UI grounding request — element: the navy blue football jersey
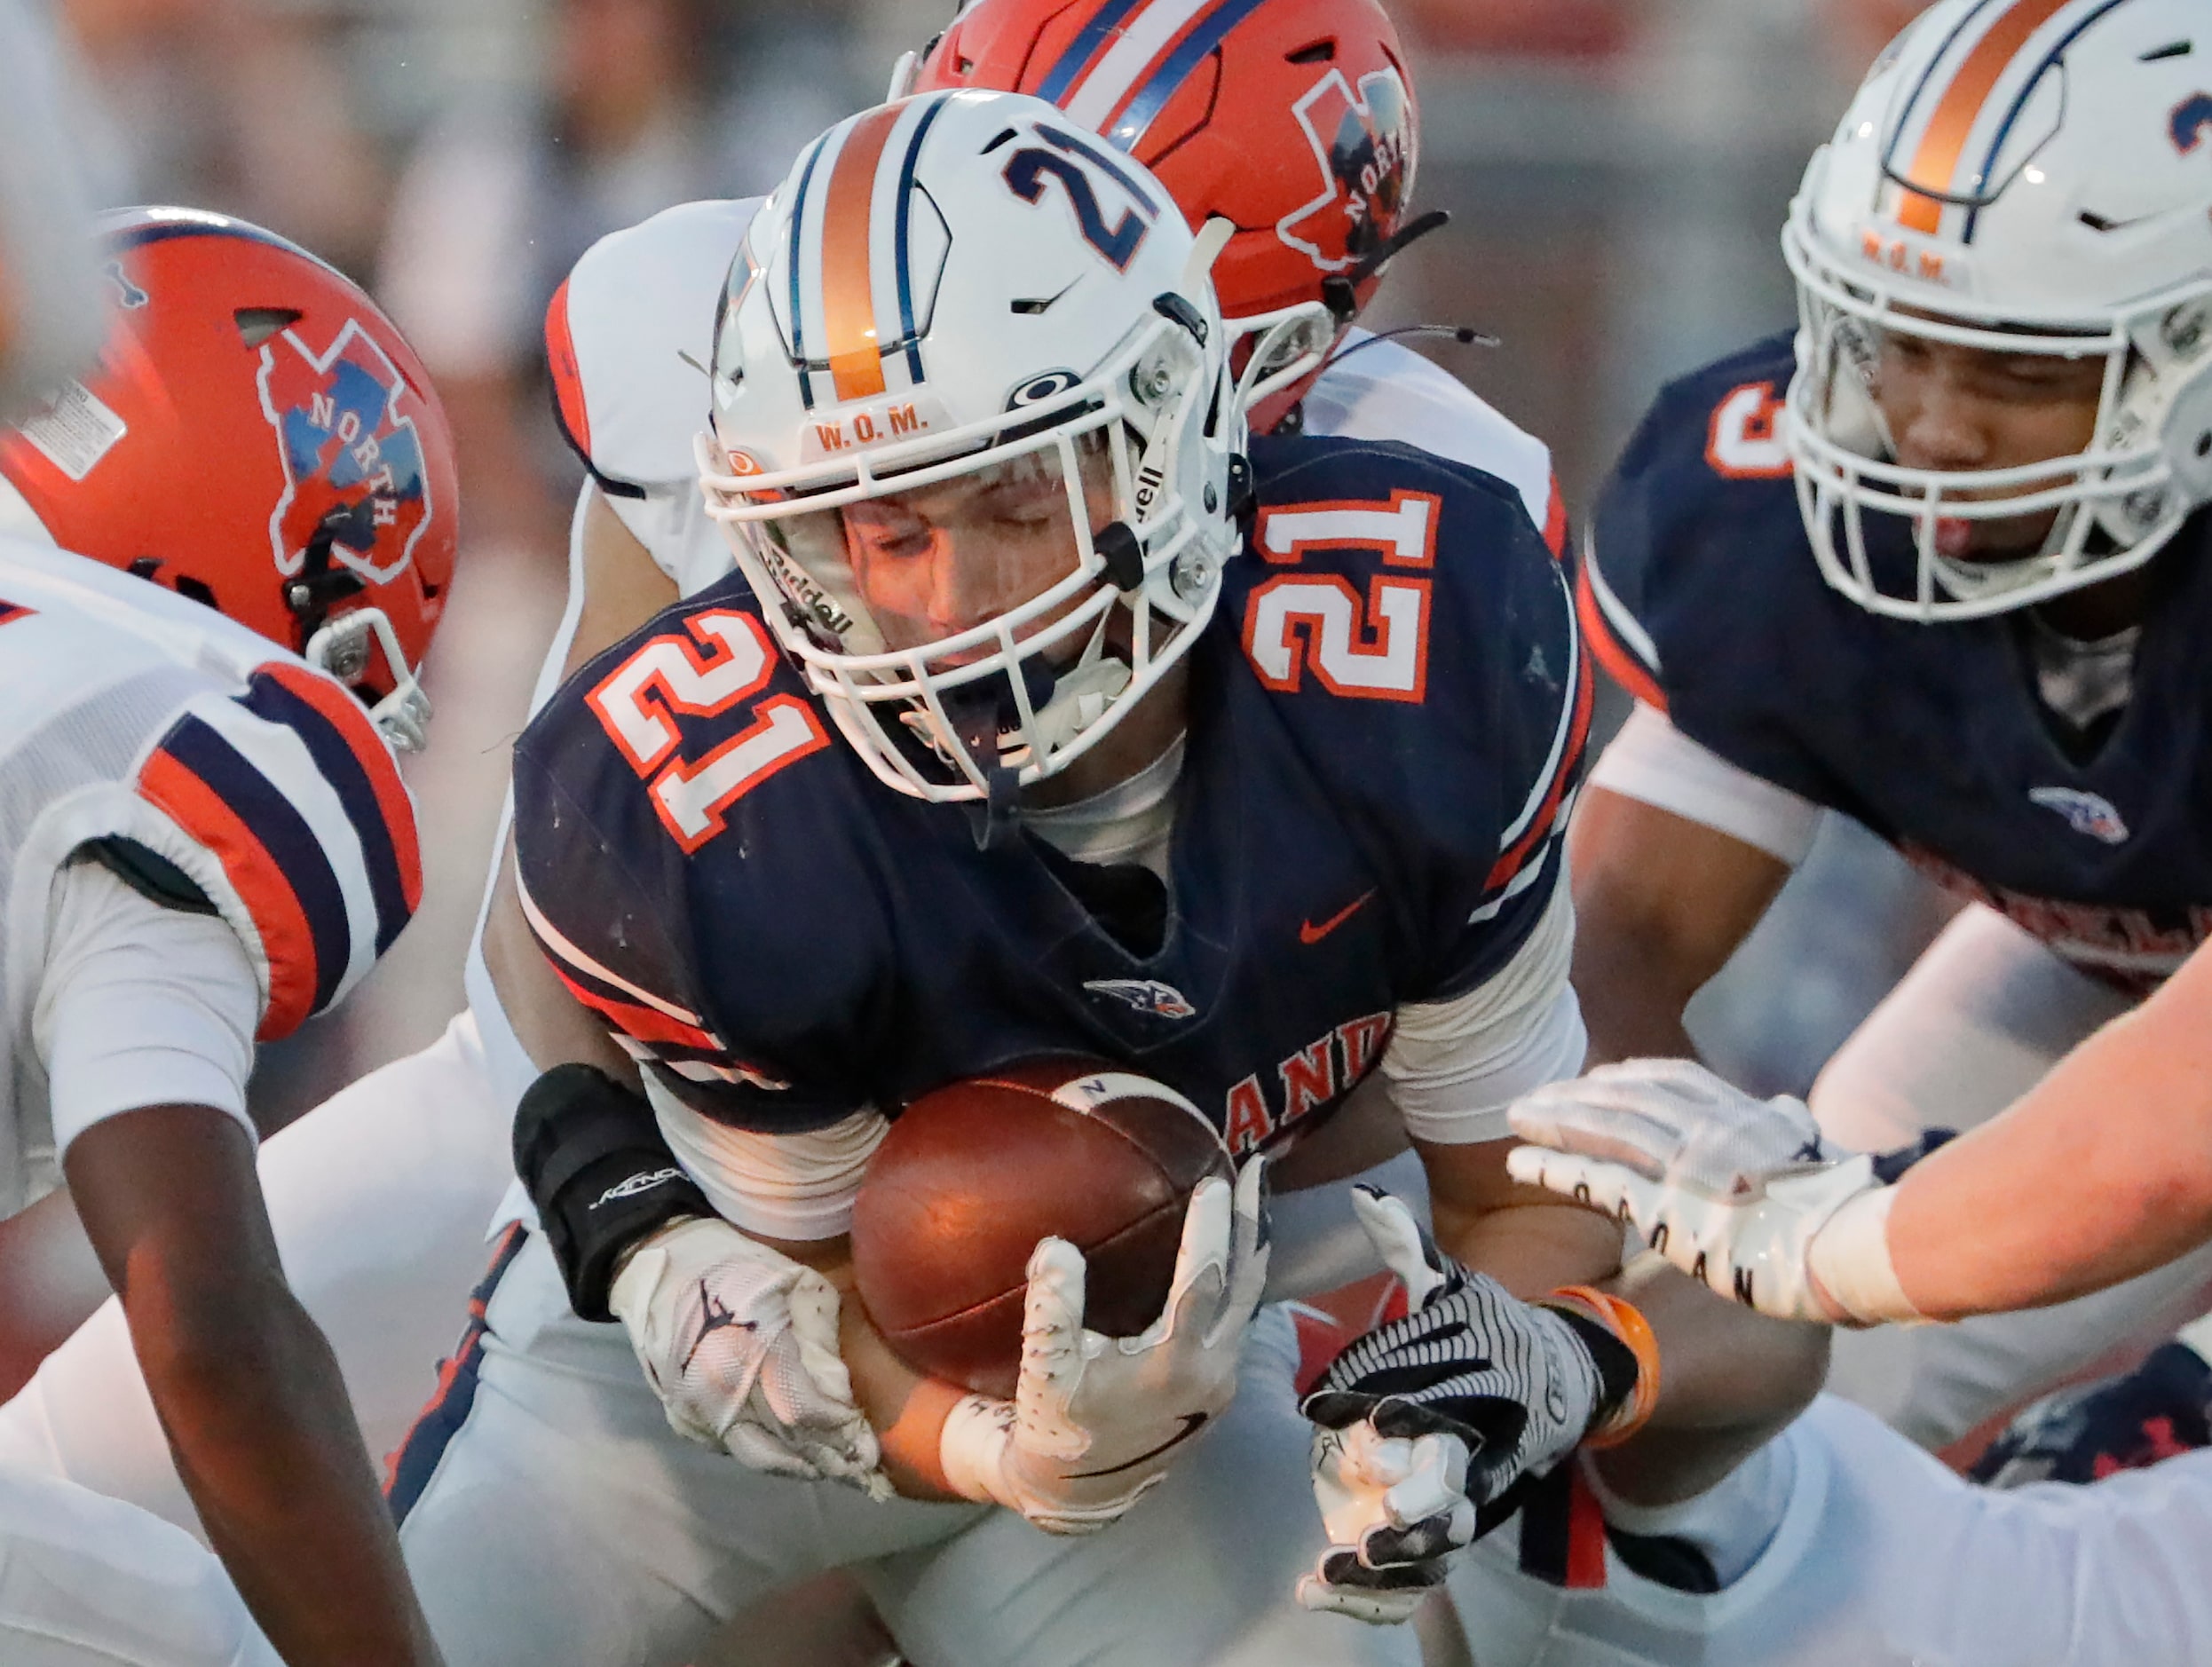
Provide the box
[1582,330,2212,989]
[512,434,1588,1155]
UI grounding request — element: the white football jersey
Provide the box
[0,540,419,1215]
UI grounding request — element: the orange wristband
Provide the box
[1542,1285,1661,1450]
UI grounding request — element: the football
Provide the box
[849,1057,1233,1398]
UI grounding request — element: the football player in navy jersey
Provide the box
[383,90,1824,1667]
[1542,0,2212,1458]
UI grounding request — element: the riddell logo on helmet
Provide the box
[256,319,433,586]
[1276,67,1414,277]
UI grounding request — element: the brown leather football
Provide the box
[849,1058,1232,1399]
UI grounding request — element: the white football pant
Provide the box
[1449,1393,2212,1666]
[0,1012,516,1537]
[391,1229,1416,1667]
[1806,903,2212,1450]
[0,1466,280,1665]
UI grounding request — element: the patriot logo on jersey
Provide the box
[257,319,435,587]
[2027,786,2131,846]
[1083,976,1198,1019]
[1276,67,1414,277]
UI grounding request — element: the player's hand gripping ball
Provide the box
[851,1059,1269,1535]
[849,1059,1236,1395]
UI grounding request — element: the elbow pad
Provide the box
[513,1064,713,1321]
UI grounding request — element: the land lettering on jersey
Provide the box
[1223,1010,1391,1157]
[1901,842,2209,993]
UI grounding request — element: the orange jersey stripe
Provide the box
[547,961,722,1054]
[1575,560,1667,714]
[819,106,904,404]
[1485,640,1595,893]
[138,749,319,1039]
[1563,1466,1610,1590]
[263,663,423,911]
[1896,0,2074,233]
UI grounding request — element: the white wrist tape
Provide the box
[937,1394,1016,1508]
[1805,1186,1926,1326]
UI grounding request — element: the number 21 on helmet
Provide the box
[905,0,1422,431]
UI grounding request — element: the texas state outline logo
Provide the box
[1276,66,1416,277]
[256,319,433,586]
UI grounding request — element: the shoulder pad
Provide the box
[1301,333,1559,551]
[131,662,422,1040]
[547,198,764,497]
[1236,435,1588,952]
[510,579,872,1127]
[1580,331,1797,709]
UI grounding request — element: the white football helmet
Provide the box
[697,89,1240,806]
[1783,0,2212,620]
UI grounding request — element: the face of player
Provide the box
[1864,324,2105,559]
[795,439,1118,660]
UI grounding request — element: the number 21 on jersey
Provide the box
[1243,490,1439,702]
[587,609,829,853]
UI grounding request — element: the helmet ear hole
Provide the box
[233,306,303,347]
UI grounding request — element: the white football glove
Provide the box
[1505,1059,1926,1325]
[939,1157,1269,1535]
[1296,1188,1639,1624]
[609,1215,890,1496]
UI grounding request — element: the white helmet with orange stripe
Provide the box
[1784,0,2212,620]
[697,89,1239,808]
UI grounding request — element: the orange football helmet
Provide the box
[912,0,1426,428]
[0,208,458,749]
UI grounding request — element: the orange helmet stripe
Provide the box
[819,104,903,404]
[1896,0,2075,233]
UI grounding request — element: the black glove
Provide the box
[1294,1188,1639,1624]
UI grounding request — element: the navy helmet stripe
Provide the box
[98,210,354,287]
[1106,0,1273,153]
[162,715,352,1015]
[785,135,830,412]
[1881,0,2009,182]
[1038,0,1149,104]
[1963,0,2131,241]
[238,672,411,956]
[893,93,955,383]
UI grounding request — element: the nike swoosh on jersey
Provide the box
[1068,1411,1211,1479]
[1300,889,1377,945]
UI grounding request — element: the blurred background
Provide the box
[54,0,1948,1119]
